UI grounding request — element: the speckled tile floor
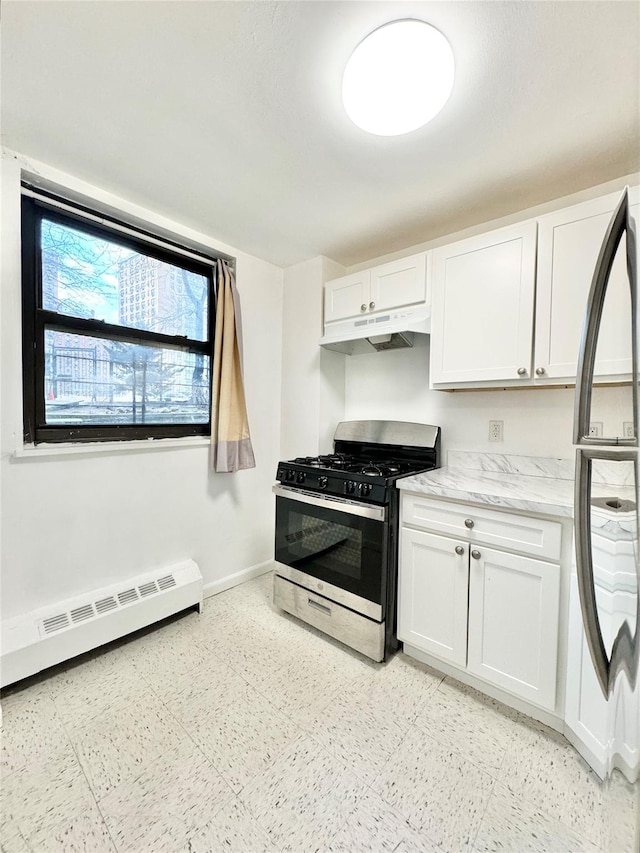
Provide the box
[1,571,638,853]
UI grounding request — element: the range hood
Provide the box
[319,305,430,355]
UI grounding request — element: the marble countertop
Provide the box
[397,451,636,519]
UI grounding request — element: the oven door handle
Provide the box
[273,484,386,522]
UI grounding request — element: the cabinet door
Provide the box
[430,222,537,386]
[324,270,371,323]
[565,573,609,773]
[467,547,560,710]
[369,252,429,313]
[535,188,639,381]
[398,528,468,666]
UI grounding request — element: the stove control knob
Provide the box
[360,483,372,497]
[345,481,356,495]
[296,471,306,484]
[318,476,328,489]
[286,470,296,482]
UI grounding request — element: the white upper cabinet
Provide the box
[324,269,371,324]
[323,252,429,326]
[369,253,429,314]
[429,186,638,389]
[430,221,538,385]
[535,188,639,382]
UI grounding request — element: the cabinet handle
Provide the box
[471,549,481,560]
[464,518,474,529]
[517,367,527,376]
[360,304,367,312]
[455,545,465,556]
[369,301,376,310]
[535,366,546,376]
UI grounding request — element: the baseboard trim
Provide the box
[203,560,274,599]
[564,721,639,785]
[402,643,564,732]
[563,724,607,781]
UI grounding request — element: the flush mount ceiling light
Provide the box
[342,19,455,136]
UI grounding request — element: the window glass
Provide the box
[41,219,209,341]
[44,330,210,426]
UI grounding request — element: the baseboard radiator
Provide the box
[0,559,203,688]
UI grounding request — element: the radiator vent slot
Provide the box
[71,604,94,624]
[95,596,117,614]
[117,588,139,606]
[37,568,191,641]
[42,613,70,634]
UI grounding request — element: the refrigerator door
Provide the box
[574,448,639,699]
[568,186,639,848]
[573,187,639,703]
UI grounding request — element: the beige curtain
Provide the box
[210,259,256,472]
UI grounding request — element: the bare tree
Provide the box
[41,219,122,319]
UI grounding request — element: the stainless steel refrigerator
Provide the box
[571,186,639,848]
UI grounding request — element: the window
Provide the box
[21,191,218,444]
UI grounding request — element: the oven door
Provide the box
[273,485,388,620]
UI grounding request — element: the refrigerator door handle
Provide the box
[575,448,639,698]
[574,449,610,697]
[573,187,638,447]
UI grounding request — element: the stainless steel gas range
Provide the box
[272,420,441,661]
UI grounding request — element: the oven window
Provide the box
[287,512,361,579]
[275,497,386,605]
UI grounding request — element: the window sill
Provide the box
[13,436,211,460]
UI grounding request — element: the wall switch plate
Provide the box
[489,420,504,442]
[589,422,603,437]
[623,422,635,438]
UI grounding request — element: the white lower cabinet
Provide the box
[399,528,469,666]
[399,494,562,711]
[466,547,560,708]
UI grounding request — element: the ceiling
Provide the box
[2,1,639,268]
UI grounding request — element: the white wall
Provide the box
[281,255,345,459]
[346,173,640,273]
[343,336,629,461]
[0,153,284,620]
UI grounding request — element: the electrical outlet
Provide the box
[489,420,503,442]
[589,422,603,437]
[623,422,635,438]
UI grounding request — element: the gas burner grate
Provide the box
[317,454,350,467]
[361,465,389,476]
[293,454,354,469]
